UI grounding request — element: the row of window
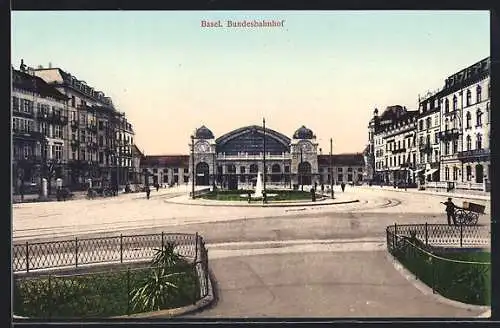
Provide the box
[151,168,185,174]
[442,84,489,113]
[443,164,489,183]
[68,150,133,167]
[12,96,66,115]
[385,138,415,152]
[12,117,35,133]
[418,115,440,131]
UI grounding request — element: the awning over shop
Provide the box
[411,168,424,173]
[425,168,438,176]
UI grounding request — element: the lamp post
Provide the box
[212,151,216,190]
[191,135,195,199]
[330,138,334,199]
[262,118,267,203]
[300,147,303,192]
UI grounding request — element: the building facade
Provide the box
[139,125,365,190]
[31,63,136,189]
[12,65,69,194]
[439,57,490,190]
[372,106,419,184]
[416,90,441,183]
[367,56,490,191]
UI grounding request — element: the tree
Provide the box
[43,159,62,196]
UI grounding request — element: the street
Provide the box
[12,185,491,317]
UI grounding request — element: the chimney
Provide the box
[48,62,52,68]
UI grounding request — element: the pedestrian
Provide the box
[146,185,151,200]
[321,184,324,194]
[156,183,159,192]
[441,197,457,226]
[341,182,346,192]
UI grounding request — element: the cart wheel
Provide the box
[455,209,465,225]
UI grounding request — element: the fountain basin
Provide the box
[239,193,278,199]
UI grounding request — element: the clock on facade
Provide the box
[299,142,312,152]
[195,142,210,153]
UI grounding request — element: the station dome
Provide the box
[194,125,214,139]
[293,125,315,139]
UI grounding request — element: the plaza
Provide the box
[12,185,491,317]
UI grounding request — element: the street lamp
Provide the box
[300,147,303,192]
[190,135,195,199]
[330,138,334,199]
[212,151,216,190]
[262,118,267,203]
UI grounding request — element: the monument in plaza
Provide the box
[240,171,277,199]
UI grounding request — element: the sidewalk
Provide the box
[358,185,490,202]
[164,193,359,207]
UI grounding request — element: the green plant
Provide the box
[129,242,188,312]
[130,268,185,312]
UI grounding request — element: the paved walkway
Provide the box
[356,185,490,201]
[186,250,485,318]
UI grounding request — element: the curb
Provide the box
[385,252,490,315]
[360,186,490,202]
[164,198,360,208]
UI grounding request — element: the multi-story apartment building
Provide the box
[439,57,490,190]
[32,63,136,189]
[12,64,69,194]
[114,112,135,185]
[372,106,419,184]
[416,90,441,183]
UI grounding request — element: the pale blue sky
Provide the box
[11,11,490,155]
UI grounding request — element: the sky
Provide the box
[11,11,490,155]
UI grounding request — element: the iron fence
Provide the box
[386,223,490,251]
[13,232,203,273]
[386,223,490,305]
[13,232,211,318]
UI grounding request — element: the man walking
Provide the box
[441,197,457,226]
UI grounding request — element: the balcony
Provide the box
[87,142,99,150]
[457,148,490,160]
[38,112,69,125]
[392,148,406,154]
[438,128,460,141]
[418,143,433,154]
[86,124,98,133]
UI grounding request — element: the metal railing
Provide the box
[13,232,210,318]
[386,223,490,305]
[386,223,490,250]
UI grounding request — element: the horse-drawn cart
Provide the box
[454,201,485,225]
